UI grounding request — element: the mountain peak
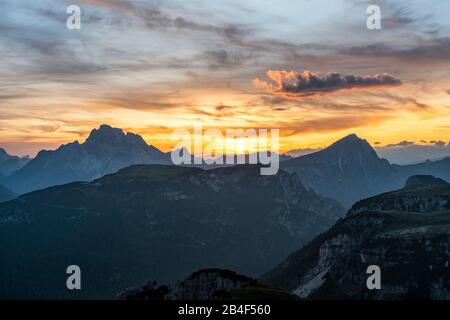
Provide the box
[341,133,360,141]
[322,133,375,158]
[85,124,147,146]
[331,133,367,146]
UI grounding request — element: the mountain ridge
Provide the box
[3,128,450,208]
[0,148,30,176]
[282,134,450,208]
[4,125,170,194]
[261,176,450,299]
[0,164,343,299]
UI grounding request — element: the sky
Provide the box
[0,0,450,159]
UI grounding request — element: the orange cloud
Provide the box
[253,70,402,98]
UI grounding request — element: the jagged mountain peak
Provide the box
[0,148,30,176]
[0,148,21,160]
[282,134,394,208]
[84,124,148,147]
[5,125,170,194]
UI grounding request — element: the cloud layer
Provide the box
[253,70,402,97]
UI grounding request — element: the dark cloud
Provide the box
[259,96,291,106]
[384,5,415,27]
[375,139,448,149]
[272,106,289,111]
[201,50,251,70]
[380,140,450,149]
[430,140,446,148]
[341,38,450,61]
[385,141,415,148]
[135,5,250,43]
[214,104,231,111]
[366,91,432,111]
[253,70,401,97]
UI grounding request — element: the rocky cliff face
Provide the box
[118,269,297,300]
[262,176,450,299]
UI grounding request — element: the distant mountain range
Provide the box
[1,125,291,194]
[0,148,29,176]
[0,164,343,299]
[2,126,449,209]
[262,175,450,299]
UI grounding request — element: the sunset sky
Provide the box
[1,0,450,157]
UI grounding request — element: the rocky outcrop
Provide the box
[117,269,297,300]
[262,179,450,299]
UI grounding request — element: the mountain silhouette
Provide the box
[5,125,170,194]
[282,134,398,207]
[283,134,450,208]
[0,148,29,176]
[3,129,450,206]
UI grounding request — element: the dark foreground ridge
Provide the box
[262,176,450,299]
[117,268,298,300]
